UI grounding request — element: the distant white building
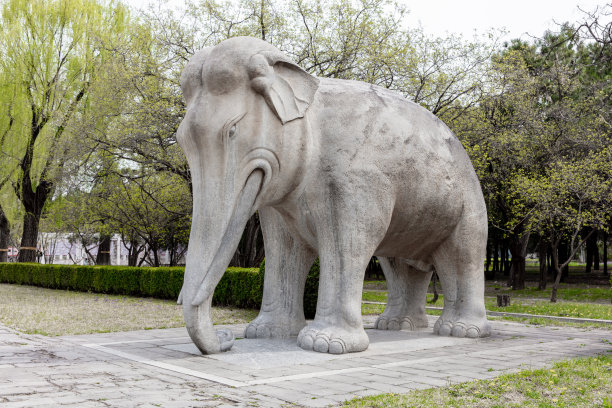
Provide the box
[11,233,186,266]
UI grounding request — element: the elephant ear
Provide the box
[248,50,319,124]
[181,47,213,105]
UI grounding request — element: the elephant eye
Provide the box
[222,112,246,142]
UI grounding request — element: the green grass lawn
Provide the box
[366,281,611,303]
[489,285,611,303]
[0,283,258,336]
[362,291,612,326]
[3,282,610,336]
[344,354,612,408]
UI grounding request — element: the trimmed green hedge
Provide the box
[0,261,320,314]
[0,263,186,299]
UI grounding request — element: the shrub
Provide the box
[0,263,255,304]
[0,261,320,312]
[212,266,263,308]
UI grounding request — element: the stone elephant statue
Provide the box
[176,36,490,355]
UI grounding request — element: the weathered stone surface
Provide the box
[177,36,490,354]
[0,319,611,407]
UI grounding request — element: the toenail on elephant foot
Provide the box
[297,326,369,354]
[245,318,300,339]
[451,323,467,337]
[313,336,330,353]
[435,319,453,336]
[297,331,315,350]
[465,326,481,338]
[245,323,273,338]
[376,316,417,331]
[374,316,388,330]
[328,339,346,354]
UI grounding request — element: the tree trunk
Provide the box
[550,241,562,302]
[123,234,144,267]
[95,234,111,265]
[593,232,600,270]
[558,241,569,282]
[429,272,439,303]
[585,229,596,273]
[18,212,43,262]
[509,230,530,290]
[504,243,512,276]
[229,214,265,268]
[128,249,138,267]
[538,239,547,290]
[17,169,52,263]
[148,243,160,267]
[485,240,494,280]
[603,230,608,276]
[501,242,510,280]
[547,247,554,276]
[492,239,499,275]
[551,231,594,302]
[0,206,9,263]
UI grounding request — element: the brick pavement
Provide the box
[0,316,610,407]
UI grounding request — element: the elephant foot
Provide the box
[245,314,306,339]
[375,310,428,331]
[434,314,490,338]
[375,314,427,331]
[297,323,369,354]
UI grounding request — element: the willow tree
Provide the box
[0,0,129,261]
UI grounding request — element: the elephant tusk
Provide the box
[191,170,264,306]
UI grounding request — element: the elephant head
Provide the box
[176,37,319,354]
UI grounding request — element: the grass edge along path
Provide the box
[344,354,612,408]
[362,292,612,321]
[0,283,258,336]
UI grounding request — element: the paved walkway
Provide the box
[1,316,610,407]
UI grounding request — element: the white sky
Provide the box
[124,0,610,40]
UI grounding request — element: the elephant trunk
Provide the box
[181,170,264,354]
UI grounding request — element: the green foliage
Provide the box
[0,261,322,312]
[212,266,264,309]
[0,0,131,242]
[259,258,320,319]
[0,263,183,299]
[0,263,258,306]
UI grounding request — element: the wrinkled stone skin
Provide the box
[177,36,490,355]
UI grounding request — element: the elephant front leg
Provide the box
[297,247,372,354]
[375,257,432,331]
[297,188,392,354]
[245,208,316,339]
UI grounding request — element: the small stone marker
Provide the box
[497,294,511,307]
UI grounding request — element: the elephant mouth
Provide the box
[190,169,264,306]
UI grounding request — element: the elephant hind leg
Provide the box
[245,207,316,339]
[432,212,490,338]
[375,257,432,331]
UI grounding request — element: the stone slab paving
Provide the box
[1,316,610,407]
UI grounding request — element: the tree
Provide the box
[0,0,129,262]
[452,49,542,290]
[89,170,192,267]
[518,149,611,301]
[0,206,9,262]
[454,18,612,291]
